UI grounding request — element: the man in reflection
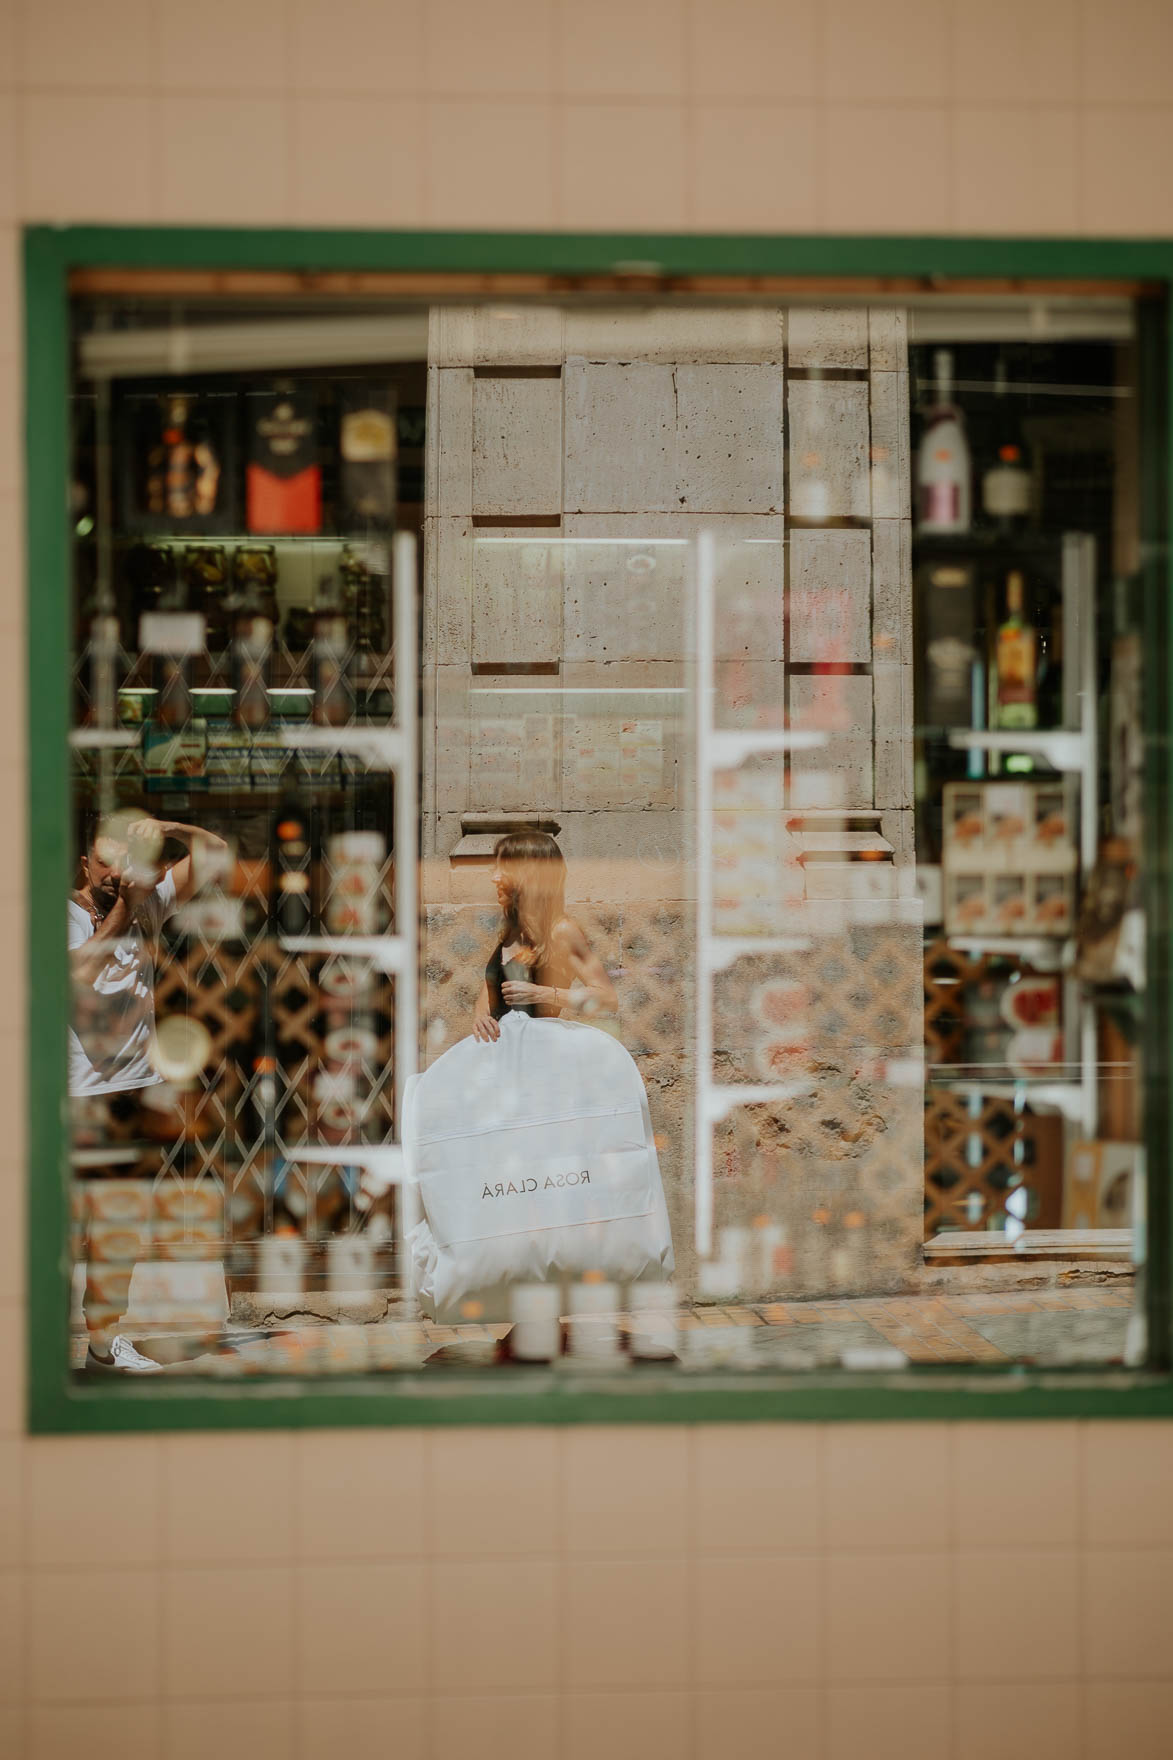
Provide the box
[69,812,228,1372]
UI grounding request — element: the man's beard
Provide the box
[92,881,119,918]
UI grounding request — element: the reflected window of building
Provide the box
[62,286,1154,1383]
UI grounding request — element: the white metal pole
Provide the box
[694,529,717,1259]
[392,531,420,1307]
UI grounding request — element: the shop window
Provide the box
[29,239,1172,1426]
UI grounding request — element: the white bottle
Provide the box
[917,349,971,534]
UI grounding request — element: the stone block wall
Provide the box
[421,305,923,1298]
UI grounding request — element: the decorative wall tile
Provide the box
[433,1560,559,1691]
[693,103,820,232]
[824,105,950,234]
[827,1553,950,1681]
[559,0,687,98]
[956,1551,1079,1678]
[566,1559,689,1687]
[688,0,817,98]
[20,0,155,89]
[695,1556,820,1685]
[424,0,556,96]
[560,102,688,229]
[427,99,557,229]
[290,0,426,93]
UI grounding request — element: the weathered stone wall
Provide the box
[421,304,922,1298]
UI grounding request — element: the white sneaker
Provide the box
[86,1335,163,1374]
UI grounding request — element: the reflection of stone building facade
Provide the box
[420,306,923,1297]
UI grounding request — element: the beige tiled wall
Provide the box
[3,1415,1173,1757]
[2,0,1173,1752]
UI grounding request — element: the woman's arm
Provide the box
[501,919,618,1018]
[472,978,500,1043]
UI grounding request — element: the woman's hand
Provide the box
[473,1011,500,1043]
[500,980,549,1009]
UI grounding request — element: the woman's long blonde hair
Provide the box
[495,831,566,968]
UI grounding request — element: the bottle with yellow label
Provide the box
[995,570,1038,730]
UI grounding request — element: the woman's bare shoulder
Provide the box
[550,914,589,949]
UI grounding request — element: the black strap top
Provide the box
[485,942,538,1020]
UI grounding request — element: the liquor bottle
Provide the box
[246,382,321,536]
[86,585,122,731]
[231,584,274,732]
[184,546,230,648]
[272,798,313,936]
[994,570,1039,730]
[340,545,387,710]
[981,359,1031,530]
[312,575,354,727]
[145,394,222,523]
[339,385,397,534]
[153,564,195,733]
[916,349,971,534]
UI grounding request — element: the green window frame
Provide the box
[24,223,1173,1433]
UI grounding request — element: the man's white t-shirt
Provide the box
[67,869,177,1096]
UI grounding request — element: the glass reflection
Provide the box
[64,293,1149,1378]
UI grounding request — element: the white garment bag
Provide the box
[404,1012,674,1319]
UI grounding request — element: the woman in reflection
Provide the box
[473,831,617,1042]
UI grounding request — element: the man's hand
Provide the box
[123,817,165,888]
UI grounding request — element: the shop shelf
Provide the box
[277,725,405,767]
[947,934,1071,970]
[70,1146,144,1167]
[947,728,1089,772]
[277,933,408,973]
[281,1143,405,1199]
[936,1075,1090,1123]
[69,728,139,749]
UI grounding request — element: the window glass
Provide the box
[64,292,1149,1382]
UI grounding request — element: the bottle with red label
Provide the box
[246,382,321,535]
[916,349,972,534]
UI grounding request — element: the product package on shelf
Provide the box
[942,779,1076,937]
[1063,1140,1144,1231]
[117,386,239,537]
[339,384,397,533]
[246,383,321,535]
[143,718,208,790]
